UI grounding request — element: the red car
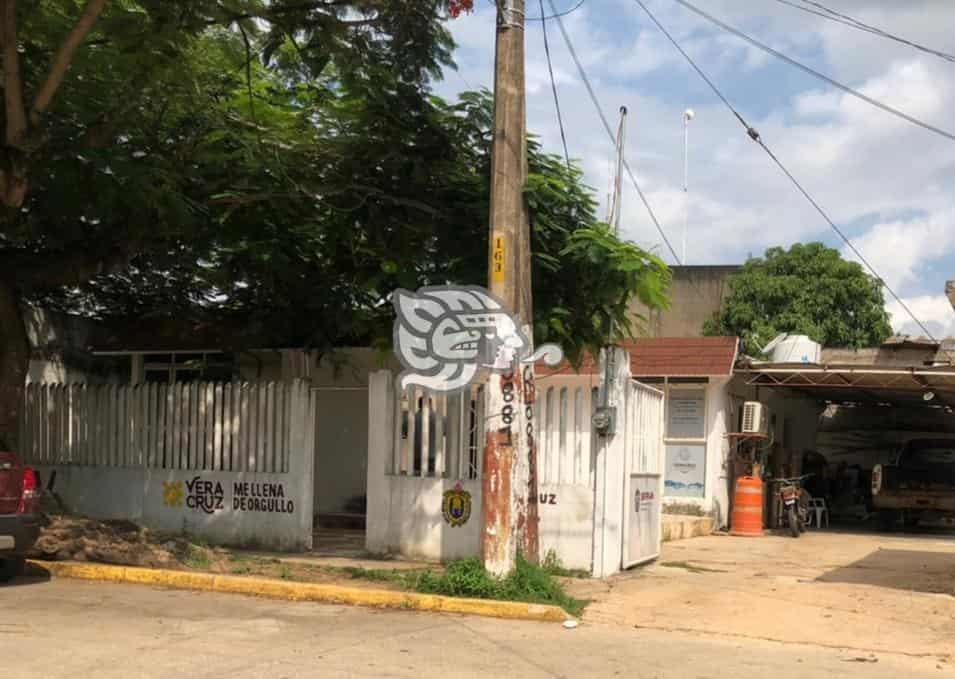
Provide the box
[0,452,41,582]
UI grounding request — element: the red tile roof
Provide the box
[536,337,739,378]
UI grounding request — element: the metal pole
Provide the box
[682,108,694,264]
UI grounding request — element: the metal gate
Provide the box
[622,380,665,568]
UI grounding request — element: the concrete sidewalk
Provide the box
[568,528,955,661]
[4,578,949,678]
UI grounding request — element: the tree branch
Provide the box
[29,0,107,127]
[2,0,27,146]
[1,242,137,292]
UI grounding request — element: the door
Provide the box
[623,472,662,567]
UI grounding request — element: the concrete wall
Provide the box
[629,265,738,338]
[35,465,314,551]
[538,483,594,572]
[24,307,114,384]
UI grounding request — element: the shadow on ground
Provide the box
[2,562,52,588]
[816,548,955,595]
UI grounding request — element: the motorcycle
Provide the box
[771,475,812,538]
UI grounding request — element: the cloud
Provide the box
[843,208,955,292]
[887,294,955,338]
[439,1,955,337]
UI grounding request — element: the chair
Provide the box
[808,497,829,528]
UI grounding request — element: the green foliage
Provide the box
[541,549,590,578]
[704,243,892,355]
[13,5,668,364]
[343,557,587,616]
[182,544,211,570]
[413,557,587,616]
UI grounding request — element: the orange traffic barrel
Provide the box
[731,476,764,537]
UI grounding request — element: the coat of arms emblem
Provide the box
[442,481,472,527]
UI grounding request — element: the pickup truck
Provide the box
[871,438,955,529]
[0,452,41,581]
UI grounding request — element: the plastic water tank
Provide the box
[767,334,821,364]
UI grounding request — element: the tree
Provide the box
[45,87,669,366]
[703,242,892,355]
[0,0,455,446]
[3,3,668,446]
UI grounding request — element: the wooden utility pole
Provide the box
[482,0,539,575]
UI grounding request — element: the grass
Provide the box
[182,544,211,570]
[660,560,727,574]
[344,557,588,617]
[541,550,591,579]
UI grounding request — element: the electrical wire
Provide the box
[633,0,946,346]
[548,0,683,264]
[670,0,955,143]
[488,0,587,21]
[540,0,572,172]
[770,0,955,64]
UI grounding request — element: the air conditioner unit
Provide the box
[741,401,768,434]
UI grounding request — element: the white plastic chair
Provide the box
[808,498,829,528]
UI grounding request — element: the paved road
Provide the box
[3,578,950,678]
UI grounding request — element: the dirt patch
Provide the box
[32,515,179,569]
[29,515,416,589]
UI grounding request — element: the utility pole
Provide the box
[482,0,538,575]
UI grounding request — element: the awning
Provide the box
[738,362,955,408]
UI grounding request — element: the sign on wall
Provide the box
[667,391,706,439]
[161,476,296,515]
[664,444,706,497]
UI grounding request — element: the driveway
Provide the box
[567,528,955,661]
[3,577,950,678]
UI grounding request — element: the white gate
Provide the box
[622,380,665,568]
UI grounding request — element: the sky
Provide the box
[434,0,955,339]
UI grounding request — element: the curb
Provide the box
[27,560,570,623]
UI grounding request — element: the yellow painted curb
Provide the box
[27,560,570,623]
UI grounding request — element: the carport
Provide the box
[732,338,955,526]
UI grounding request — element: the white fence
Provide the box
[389,385,484,481]
[19,380,316,550]
[366,352,665,576]
[20,381,297,473]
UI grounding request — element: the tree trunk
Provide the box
[0,281,28,451]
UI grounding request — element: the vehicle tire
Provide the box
[787,507,800,538]
[903,513,920,530]
[0,558,24,583]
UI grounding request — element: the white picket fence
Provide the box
[390,384,485,480]
[19,380,314,473]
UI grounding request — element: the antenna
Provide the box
[607,106,628,234]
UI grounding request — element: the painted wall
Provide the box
[366,475,482,562]
[629,265,738,338]
[35,465,313,550]
[538,483,593,572]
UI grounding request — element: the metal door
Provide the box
[624,472,662,567]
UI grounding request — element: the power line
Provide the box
[670,0,955,143]
[771,0,955,64]
[547,0,683,264]
[539,0,572,172]
[486,0,586,21]
[633,0,945,345]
